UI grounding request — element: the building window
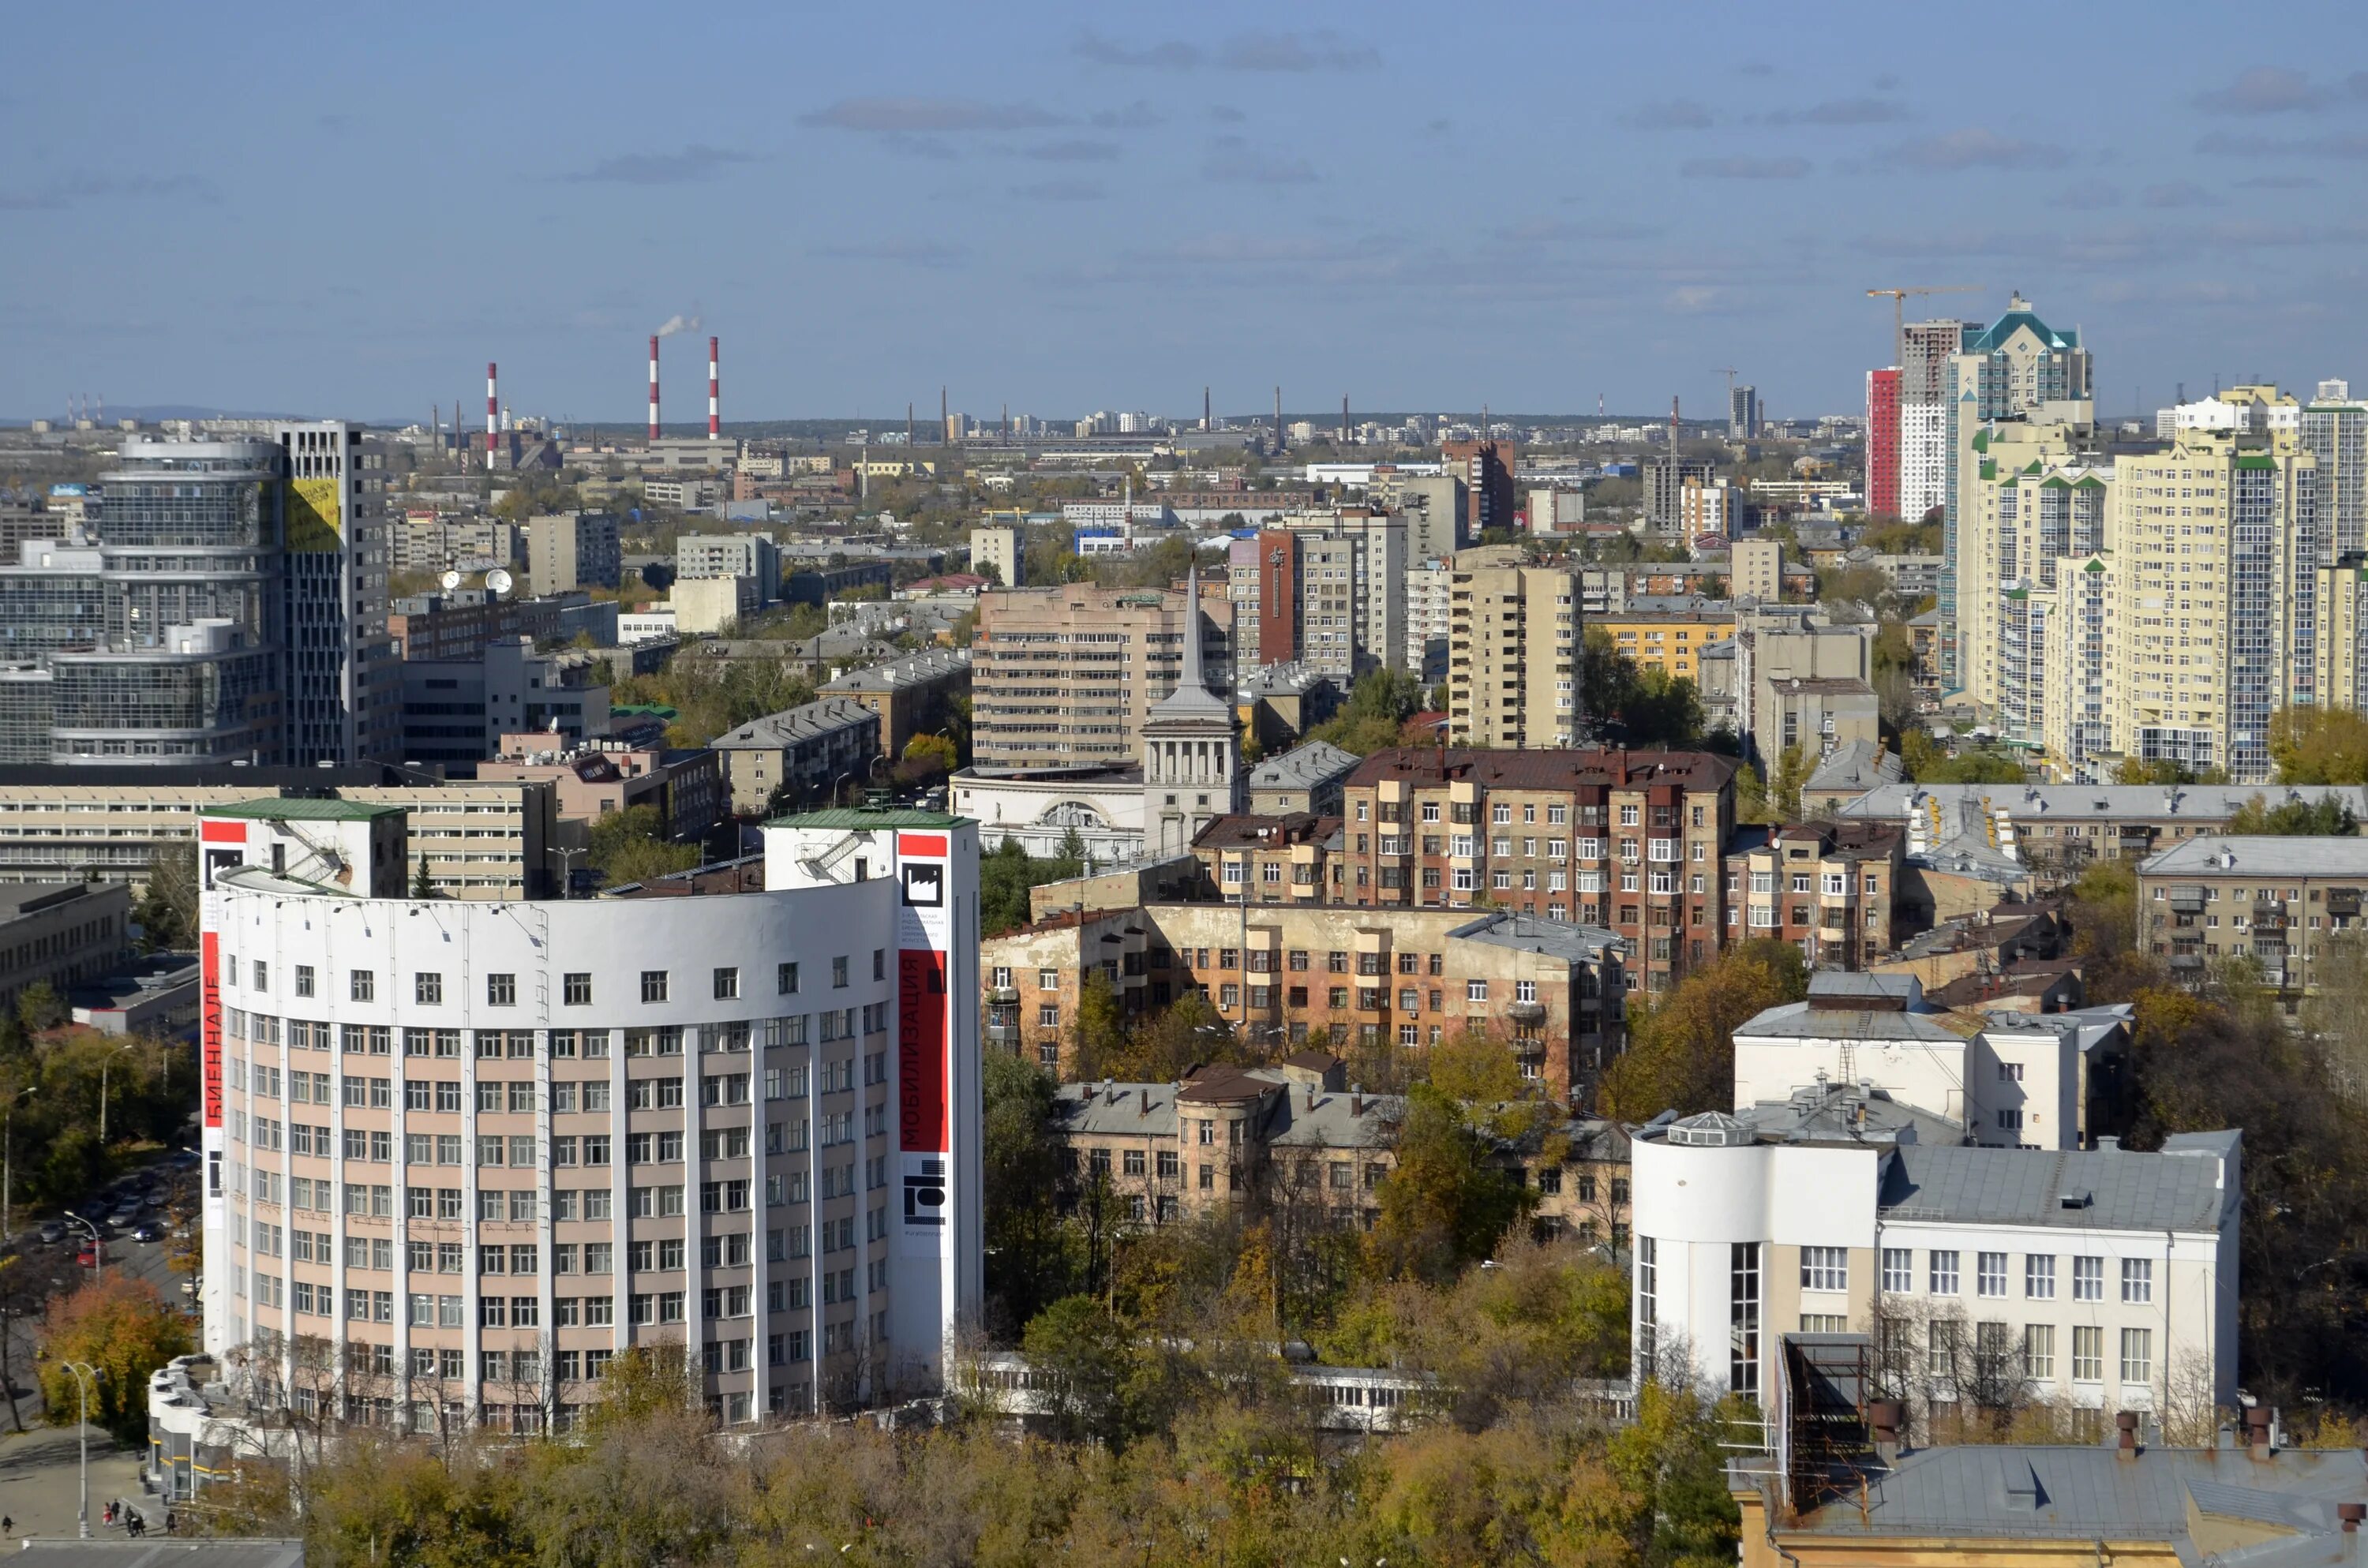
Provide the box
[2072,1325,2104,1382]
[2023,1323,2055,1380]
[714,967,740,1001]
[414,972,442,1005]
[350,969,374,1002]
[294,965,315,999]
[641,971,669,1004]
[1800,1247,1846,1293]
[2119,1327,2153,1385]
[1998,1061,2024,1082]
[1879,1248,1911,1293]
[778,962,800,995]
[2073,1256,2104,1301]
[1730,1242,1761,1395]
[564,973,591,1006]
[2025,1255,2055,1300]
[1635,1237,1658,1366]
[1976,1252,2007,1297]
[1928,1250,1959,1295]
[2120,1258,2152,1304]
[1466,979,1487,1002]
[486,973,516,1007]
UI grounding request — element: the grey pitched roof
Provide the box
[818,646,971,694]
[1768,1442,2368,1556]
[1804,737,1902,795]
[710,696,878,750]
[1841,781,2368,825]
[1735,1000,1976,1046]
[1248,739,1362,792]
[1877,1136,2239,1234]
[2141,834,2368,879]
[1740,1084,1968,1147]
[1448,909,1625,961]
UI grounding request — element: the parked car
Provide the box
[36,1222,62,1245]
[75,1244,99,1268]
[131,1220,163,1243]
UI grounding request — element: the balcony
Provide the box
[1505,1001,1547,1026]
[985,986,1020,1005]
[985,1024,1021,1047]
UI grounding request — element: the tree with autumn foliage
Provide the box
[38,1274,193,1441]
[1595,941,1808,1121]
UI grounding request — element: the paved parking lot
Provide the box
[0,1426,159,1541]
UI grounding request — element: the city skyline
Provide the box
[6,2,2367,424]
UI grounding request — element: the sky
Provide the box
[6,1,2367,427]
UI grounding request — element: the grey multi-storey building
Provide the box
[0,428,397,766]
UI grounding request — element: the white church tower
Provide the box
[1141,566,1241,857]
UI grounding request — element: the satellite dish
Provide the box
[439,569,463,592]
[485,567,514,597]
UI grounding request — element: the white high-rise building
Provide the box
[196,796,983,1435]
[274,421,401,763]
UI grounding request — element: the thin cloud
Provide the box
[1882,127,2070,170]
[1739,62,1776,78]
[1217,30,1379,72]
[1202,138,1317,185]
[1073,29,1201,68]
[0,171,215,210]
[1763,97,1909,126]
[1091,100,1164,129]
[565,144,755,185]
[809,238,969,268]
[1208,105,1246,124]
[799,98,1061,133]
[1010,179,1107,202]
[2193,65,2368,115]
[2196,129,2368,159]
[1620,99,1713,130]
[1680,155,1810,179]
[2054,183,2124,210]
[1072,28,1378,73]
[1025,139,1119,163]
[2141,181,2217,209]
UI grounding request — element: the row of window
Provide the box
[1355,799,1710,829]
[224,955,877,1007]
[1797,1246,2155,1304]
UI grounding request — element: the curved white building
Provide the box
[197,797,980,1432]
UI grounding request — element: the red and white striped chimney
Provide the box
[647,335,661,443]
[707,336,720,441]
[485,362,499,470]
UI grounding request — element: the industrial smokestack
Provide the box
[1342,394,1350,444]
[1204,386,1211,432]
[707,336,720,441]
[648,335,661,443]
[485,362,499,470]
[1274,386,1283,451]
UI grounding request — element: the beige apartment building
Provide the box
[0,773,556,899]
[1047,1057,1632,1241]
[983,901,1627,1103]
[969,581,1234,772]
[1446,563,1583,749]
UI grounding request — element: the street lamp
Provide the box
[98,1041,140,1150]
[58,1360,99,1538]
[2,1084,34,1242]
[62,1211,100,1280]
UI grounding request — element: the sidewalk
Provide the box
[0,1425,157,1540]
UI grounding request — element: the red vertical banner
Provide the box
[897,949,948,1154]
[201,930,223,1129]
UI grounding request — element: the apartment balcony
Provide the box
[1504,1001,1547,1027]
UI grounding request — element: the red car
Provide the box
[74,1244,99,1269]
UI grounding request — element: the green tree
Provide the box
[1768,743,1810,822]
[133,840,199,951]
[1598,941,1807,1121]
[14,982,63,1035]
[2227,791,2359,836]
[981,1053,1077,1335]
[902,732,959,776]
[1367,1083,1534,1282]
[585,803,700,887]
[1069,971,1128,1080]
[1308,667,1425,755]
[410,852,437,899]
[1021,1295,1138,1447]
[39,1275,195,1442]
[2272,705,2368,784]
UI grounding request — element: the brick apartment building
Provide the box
[983,901,1626,1104]
[1048,1055,1633,1241]
[1333,748,1737,994]
[1722,821,1905,969]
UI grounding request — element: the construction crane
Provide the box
[1865,286,1983,363]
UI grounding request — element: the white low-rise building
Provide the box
[1631,1113,2239,1420]
[1730,973,2130,1151]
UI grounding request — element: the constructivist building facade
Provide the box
[196,798,980,1434]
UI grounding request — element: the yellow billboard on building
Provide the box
[284,478,342,552]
